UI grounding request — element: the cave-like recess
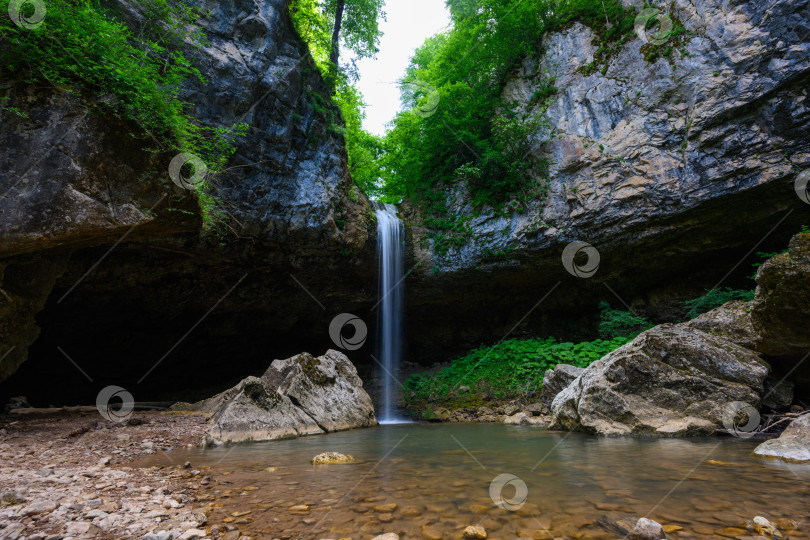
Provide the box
[2,187,806,408]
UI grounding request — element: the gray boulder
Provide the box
[550,324,769,436]
[205,376,323,445]
[540,364,584,409]
[753,414,810,462]
[204,350,376,445]
[752,233,810,357]
[263,349,377,433]
[686,300,759,351]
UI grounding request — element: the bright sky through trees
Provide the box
[351,0,451,135]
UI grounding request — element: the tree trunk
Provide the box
[329,0,345,79]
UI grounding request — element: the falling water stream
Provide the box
[373,201,405,424]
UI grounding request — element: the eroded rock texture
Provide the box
[405,0,810,363]
[0,0,374,403]
[549,233,810,435]
[203,350,376,445]
[549,324,769,436]
[540,364,584,410]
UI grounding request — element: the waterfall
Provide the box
[373,202,406,424]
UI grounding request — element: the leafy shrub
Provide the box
[403,335,631,407]
[682,288,755,319]
[598,302,653,339]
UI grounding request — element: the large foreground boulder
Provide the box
[754,414,810,462]
[540,364,584,410]
[263,349,378,432]
[549,324,769,436]
[202,350,376,445]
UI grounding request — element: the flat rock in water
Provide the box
[311,452,356,464]
[463,525,487,539]
[753,415,810,462]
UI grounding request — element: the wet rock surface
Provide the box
[754,413,810,462]
[0,0,375,400]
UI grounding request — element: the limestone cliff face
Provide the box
[405,0,810,362]
[0,0,374,393]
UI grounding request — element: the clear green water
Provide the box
[140,423,810,539]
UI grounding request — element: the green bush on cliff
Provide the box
[0,0,246,224]
[377,0,638,213]
[598,302,653,338]
[289,0,385,198]
[682,288,755,319]
[403,335,631,407]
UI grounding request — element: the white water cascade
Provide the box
[373,202,406,424]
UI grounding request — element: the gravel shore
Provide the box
[0,410,221,540]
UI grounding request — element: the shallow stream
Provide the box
[138,423,810,539]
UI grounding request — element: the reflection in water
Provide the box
[138,424,810,539]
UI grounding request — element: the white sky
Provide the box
[351,0,451,136]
